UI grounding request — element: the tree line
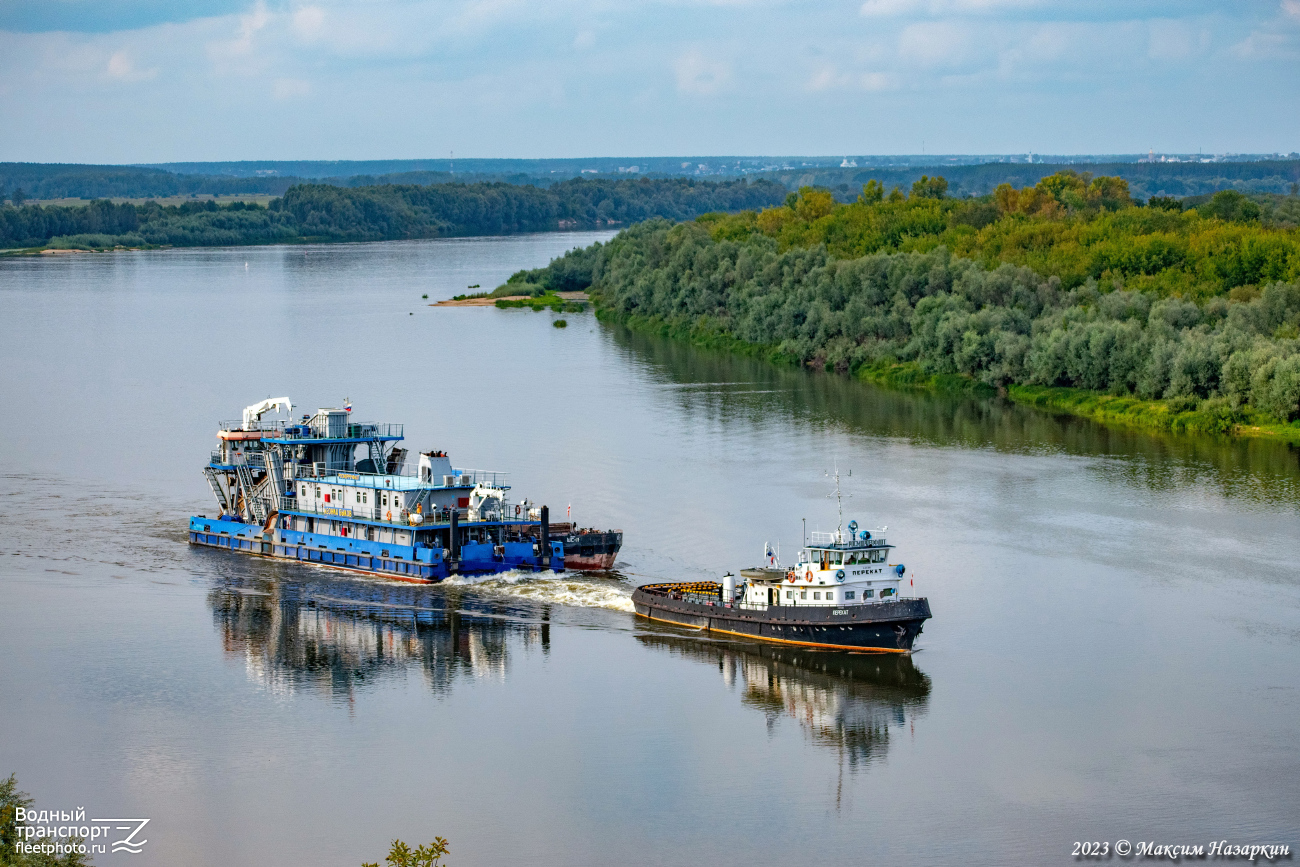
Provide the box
[0,178,787,249]
[764,159,1300,201]
[5,158,1299,206]
[511,172,1300,425]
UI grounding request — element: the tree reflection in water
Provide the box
[637,633,930,771]
[208,572,550,702]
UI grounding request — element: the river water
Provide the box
[1,234,1298,866]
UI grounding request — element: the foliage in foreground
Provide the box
[363,837,449,867]
[1,774,90,867]
[514,173,1300,432]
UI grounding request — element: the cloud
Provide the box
[207,1,270,62]
[105,50,157,81]
[273,77,311,98]
[574,29,596,50]
[897,21,978,68]
[1283,0,1300,20]
[860,0,920,15]
[861,0,1041,17]
[1146,19,1206,61]
[806,65,897,91]
[292,6,326,41]
[1229,30,1297,59]
[860,71,896,90]
[674,49,731,94]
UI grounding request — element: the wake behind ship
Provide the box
[189,398,621,581]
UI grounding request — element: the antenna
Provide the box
[826,465,847,541]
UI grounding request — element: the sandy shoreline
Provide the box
[432,290,588,307]
[432,295,528,307]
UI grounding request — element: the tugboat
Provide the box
[632,473,932,652]
[188,398,622,581]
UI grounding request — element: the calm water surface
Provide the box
[1,234,1298,866]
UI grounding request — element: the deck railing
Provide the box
[217,420,404,439]
[290,464,508,488]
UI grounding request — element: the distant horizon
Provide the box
[6,151,1299,175]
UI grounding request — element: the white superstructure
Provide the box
[736,520,906,608]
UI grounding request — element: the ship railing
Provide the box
[216,419,404,439]
[291,463,508,489]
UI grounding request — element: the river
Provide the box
[1,233,1297,866]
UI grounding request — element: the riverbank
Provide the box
[1007,385,1300,445]
[598,307,1300,447]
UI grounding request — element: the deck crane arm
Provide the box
[242,396,292,429]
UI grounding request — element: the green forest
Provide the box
[0,178,786,249]
[509,172,1300,438]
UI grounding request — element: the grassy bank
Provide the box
[1007,385,1300,445]
[854,360,997,396]
[600,304,1300,445]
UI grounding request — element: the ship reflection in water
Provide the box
[208,572,550,701]
[638,633,930,769]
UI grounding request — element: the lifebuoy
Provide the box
[804,570,814,582]
[386,510,392,521]
[515,504,521,517]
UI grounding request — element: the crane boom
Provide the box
[242,396,292,429]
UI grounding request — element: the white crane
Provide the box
[242,397,292,429]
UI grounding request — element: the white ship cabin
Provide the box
[291,451,522,529]
[735,521,905,608]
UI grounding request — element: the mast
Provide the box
[833,466,843,542]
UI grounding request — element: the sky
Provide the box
[0,0,1297,163]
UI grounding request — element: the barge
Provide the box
[189,398,620,581]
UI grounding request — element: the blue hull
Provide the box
[189,515,562,583]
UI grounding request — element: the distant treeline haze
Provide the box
[2,158,1298,203]
[509,172,1300,424]
[0,178,787,249]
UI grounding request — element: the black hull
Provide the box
[632,584,931,653]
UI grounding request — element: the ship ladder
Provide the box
[263,448,290,512]
[234,460,268,524]
[203,466,231,515]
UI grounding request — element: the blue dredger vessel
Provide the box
[189,398,617,581]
